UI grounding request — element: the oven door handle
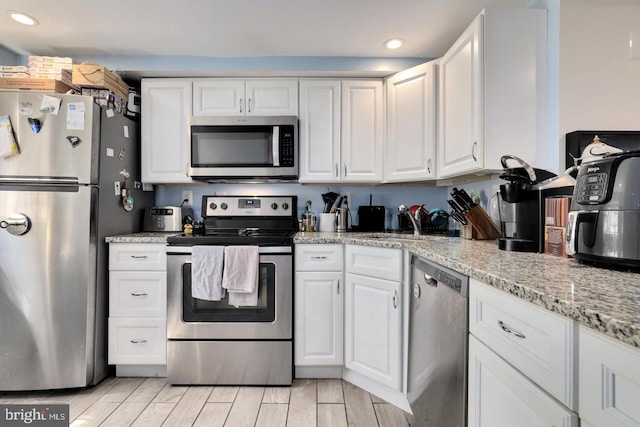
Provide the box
[272,126,280,167]
[166,246,292,255]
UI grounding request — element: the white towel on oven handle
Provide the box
[222,245,259,307]
[191,246,225,301]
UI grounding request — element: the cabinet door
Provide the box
[579,327,640,427]
[294,272,343,366]
[298,79,341,183]
[437,14,483,178]
[341,80,384,182]
[141,79,192,183]
[245,79,298,116]
[384,61,437,182]
[193,78,245,116]
[468,335,578,427]
[344,272,401,389]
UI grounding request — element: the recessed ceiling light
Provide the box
[9,11,39,26]
[384,38,404,50]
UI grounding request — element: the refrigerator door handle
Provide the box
[0,213,31,236]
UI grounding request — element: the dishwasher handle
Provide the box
[411,255,469,297]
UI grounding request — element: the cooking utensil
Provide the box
[322,191,340,213]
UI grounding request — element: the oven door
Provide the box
[166,246,292,340]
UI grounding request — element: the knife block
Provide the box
[462,205,501,240]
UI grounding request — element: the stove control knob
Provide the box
[209,203,218,210]
[282,203,289,210]
[221,203,228,210]
[271,203,278,210]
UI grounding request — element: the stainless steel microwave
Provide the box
[188,116,298,181]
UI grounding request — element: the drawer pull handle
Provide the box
[130,255,148,259]
[498,320,526,339]
[131,292,148,297]
[311,256,327,260]
[130,339,147,344]
[392,290,398,309]
[337,279,340,295]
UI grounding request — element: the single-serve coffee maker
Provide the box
[497,155,574,252]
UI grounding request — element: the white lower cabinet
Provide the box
[468,278,578,427]
[468,335,578,427]
[579,327,640,427]
[344,245,402,390]
[294,245,343,367]
[108,243,167,375]
[344,272,401,390]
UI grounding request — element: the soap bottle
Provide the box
[302,200,317,232]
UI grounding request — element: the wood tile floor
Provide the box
[0,377,411,426]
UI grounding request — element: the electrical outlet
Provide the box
[182,190,193,206]
[342,192,351,208]
[114,181,120,196]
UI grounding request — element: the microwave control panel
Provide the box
[279,126,295,167]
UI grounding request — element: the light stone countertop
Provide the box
[105,231,640,349]
[295,231,640,350]
[105,232,179,243]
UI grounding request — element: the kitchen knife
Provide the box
[458,188,477,207]
[451,212,468,225]
[447,199,466,216]
[451,188,473,212]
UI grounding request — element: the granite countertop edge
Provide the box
[295,231,640,350]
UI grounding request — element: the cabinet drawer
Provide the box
[295,244,343,271]
[345,245,402,282]
[579,327,640,427]
[109,271,166,318]
[108,318,166,365]
[109,243,167,271]
[468,335,578,427]
[469,279,577,409]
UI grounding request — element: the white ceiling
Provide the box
[1,0,530,59]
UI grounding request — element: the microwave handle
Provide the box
[272,126,280,167]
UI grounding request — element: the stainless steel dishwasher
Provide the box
[407,255,469,427]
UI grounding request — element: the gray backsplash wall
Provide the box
[154,183,449,230]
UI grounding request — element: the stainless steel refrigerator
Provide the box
[0,92,153,390]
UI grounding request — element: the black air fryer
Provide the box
[497,155,572,252]
[567,151,640,269]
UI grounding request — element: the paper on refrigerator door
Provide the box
[67,102,85,130]
[0,115,20,158]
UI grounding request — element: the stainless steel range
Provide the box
[166,195,297,385]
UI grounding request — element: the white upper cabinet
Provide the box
[341,80,384,182]
[141,78,193,184]
[299,79,383,183]
[384,61,437,182]
[193,78,298,116]
[437,9,548,178]
[299,79,342,182]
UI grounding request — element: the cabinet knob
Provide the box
[392,290,398,309]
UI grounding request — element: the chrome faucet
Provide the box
[398,204,424,236]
